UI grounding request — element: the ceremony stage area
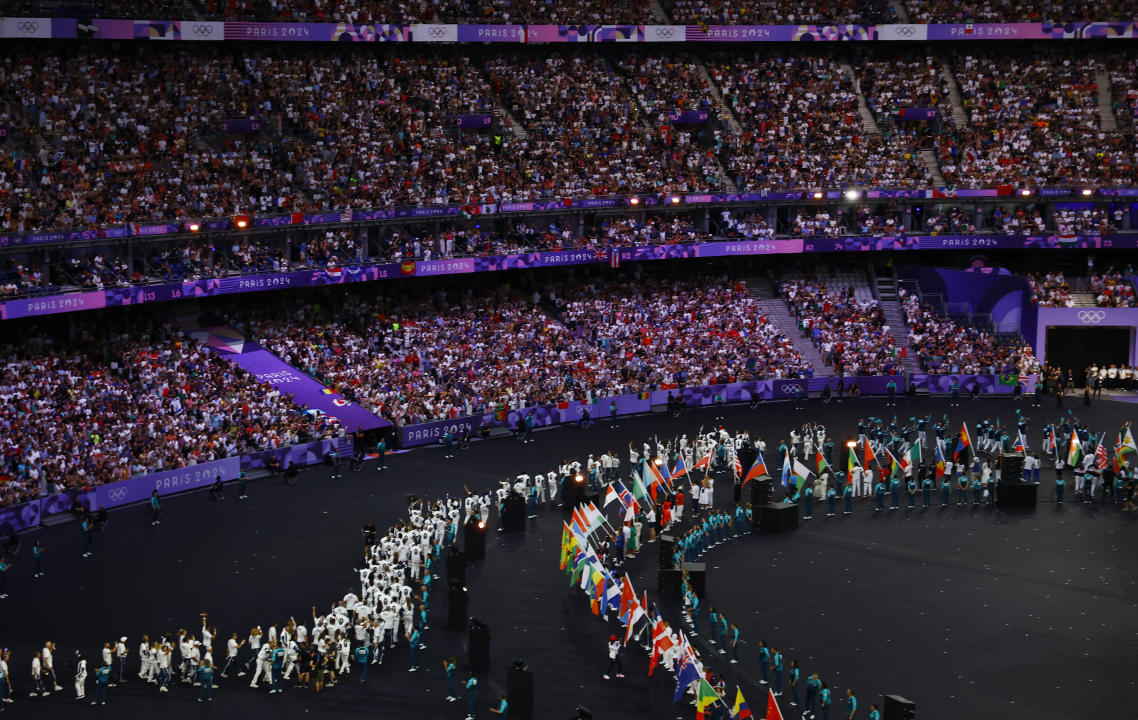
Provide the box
[4,394,1135,720]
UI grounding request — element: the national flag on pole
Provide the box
[765,688,785,720]
[670,454,689,484]
[732,688,753,719]
[673,659,700,703]
[815,450,831,474]
[560,522,577,571]
[1048,426,1058,458]
[883,445,904,475]
[743,451,768,488]
[733,451,743,479]
[847,447,860,475]
[781,449,791,487]
[603,484,620,509]
[1095,437,1108,471]
[907,441,922,467]
[863,437,876,467]
[694,676,720,720]
[646,459,668,499]
[633,464,651,503]
[649,611,675,676]
[935,442,946,480]
[1014,432,1026,453]
[792,458,813,495]
[1067,430,1082,467]
[616,481,636,514]
[955,422,972,461]
[694,444,714,472]
[1119,426,1137,457]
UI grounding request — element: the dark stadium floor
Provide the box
[4,394,1137,720]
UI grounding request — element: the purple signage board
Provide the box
[667,110,710,124]
[455,114,492,128]
[911,374,1037,395]
[94,457,242,508]
[1033,307,1138,366]
[221,118,262,134]
[399,416,483,448]
[897,107,937,120]
[223,349,390,431]
[242,437,351,471]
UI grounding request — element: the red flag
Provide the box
[693,445,714,471]
[863,437,876,466]
[765,688,785,720]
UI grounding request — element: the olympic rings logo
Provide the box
[893,25,915,37]
[191,24,214,36]
[427,25,448,38]
[108,487,128,502]
[654,27,676,38]
[1077,310,1106,324]
[16,21,40,33]
[779,383,803,395]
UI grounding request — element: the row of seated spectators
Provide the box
[782,278,903,376]
[0,319,339,507]
[234,276,810,428]
[4,46,1138,236]
[1028,269,1135,308]
[6,0,1132,22]
[899,287,1039,375]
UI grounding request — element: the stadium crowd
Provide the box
[782,279,902,376]
[0,322,338,507]
[899,288,1039,375]
[1090,269,1137,307]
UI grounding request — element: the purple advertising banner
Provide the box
[455,114,493,128]
[223,349,390,431]
[897,108,938,120]
[400,416,483,448]
[94,457,242,508]
[5,18,1138,43]
[667,110,710,124]
[242,437,351,472]
[221,118,262,134]
[3,236,1137,321]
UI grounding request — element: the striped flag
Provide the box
[1067,430,1082,467]
[1095,437,1108,471]
[863,437,877,467]
[743,451,769,488]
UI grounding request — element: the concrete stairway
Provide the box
[492,105,528,140]
[889,0,911,22]
[1097,68,1117,132]
[745,277,835,378]
[875,276,920,375]
[938,56,970,128]
[840,60,881,135]
[648,0,670,22]
[920,149,946,187]
[697,64,744,138]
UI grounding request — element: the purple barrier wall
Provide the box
[396,374,1020,447]
[0,438,352,533]
[4,18,1135,43]
[3,236,1136,322]
[1033,307,1138,365]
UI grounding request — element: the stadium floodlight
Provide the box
[1018,189,1032,197]
[843,189,861,201]
[1081,188,1094,196]
[812,191,824,200]
[629,197,640,205]
[188,223,200,232]
[670,196,681,204]
[234,214,251,229]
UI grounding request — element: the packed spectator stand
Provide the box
[0,320,339,506]
[900,287,1040,376]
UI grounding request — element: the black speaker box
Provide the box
[750,477,773,507]
[659,534,676,569]
[1001,452,1025,480]
[469,620,491,671]
[883,694,916,720]
[682,562,706,599]
[502,495,526,532]
[759,502,798,532]
[465,521,486,560]
[507,668,535,717]
[997,480,1037,509]
[446,548,466,585]
[658,568,684,598]
[447,582,468,631]
[561,478,586,510]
